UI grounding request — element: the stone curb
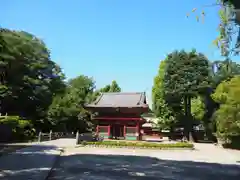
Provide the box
[44,148,64,180]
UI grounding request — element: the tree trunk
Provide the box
[188,96,194,142]
[183,96,188,140]
[184,96,194,142]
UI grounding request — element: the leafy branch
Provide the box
[187,0,240,58]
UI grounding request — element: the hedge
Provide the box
[82,140,194,149]
[0,116,36,142]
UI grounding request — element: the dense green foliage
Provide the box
[84,140,194,149]
[0,116,35,141]
[163,49,211,140]
[0,28,122,141]
[212,76,240,140]
[152,48,240,145]
[0,29,66,130]
[191,96,205,121]
[164,50,210,98]
[212,61,240,87]
[152,60,175,130]
[47,75,95,132]
[1,25,240,148]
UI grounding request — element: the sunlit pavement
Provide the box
[0,141,64,180]
[48,143,240,180]
[1,139,239,180]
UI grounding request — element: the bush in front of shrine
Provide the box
[83,140,194,149]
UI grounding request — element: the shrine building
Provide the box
[85,92,150,141]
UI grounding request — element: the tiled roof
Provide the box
[87,92,148,108]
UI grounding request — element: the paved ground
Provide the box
[0,139,71,180]
[48,143,240,180]
[1,139,240,180]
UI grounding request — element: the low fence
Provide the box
[37,131,102,145]
[37,131,76,142]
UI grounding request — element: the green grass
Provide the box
[82,140,194,149]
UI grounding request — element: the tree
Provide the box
[0,115,35,142]
[109,80,121,92]
[187,1,240,58]
[193,60,240,141]
[152,60,176,130]
[100,85,111,92]
[0,29,65,130]
[0,28,122,135]
[212,60,240,87]
[191,96,205,122]
[211,75,240,143]
[91,80,121,102]
[47,75,95,132]
[164,49,211,141]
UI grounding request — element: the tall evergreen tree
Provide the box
[152,60,176,130]
[164,49,211,141]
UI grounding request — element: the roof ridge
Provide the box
[101,92,144,95]
[137,93,143,105]
[86,92,149,108]
[94,93,103,105]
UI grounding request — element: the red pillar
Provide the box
[108,125,110,138]
[96,125,99,134]
[124,124,126,138]
[136,121,140,140]
[138,122,142,140]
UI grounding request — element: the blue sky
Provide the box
[1,0,227,105]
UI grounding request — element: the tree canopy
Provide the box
[163,49,211,140]
[91,80,121,102]
[0,29,65,129]
[152,60,175,130]
[151,46,240,145]
[211,75,240,140]
[47,75,95,132]
[0,28,122,137]
[1,22,240,147]
[164,49,210,97]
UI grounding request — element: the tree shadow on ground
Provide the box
[48,153,240,180]
[0,144,29,157]
[0,144,61,180]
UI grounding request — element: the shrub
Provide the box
[222,136,240,150]
[84,140,194,149]
[0,116,35,141]
[212,76,240,143]
[81,140,87,146]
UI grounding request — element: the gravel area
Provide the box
[48,143,240,180]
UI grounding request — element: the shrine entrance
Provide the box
[110,124,124,139]
[85,92,151,141]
